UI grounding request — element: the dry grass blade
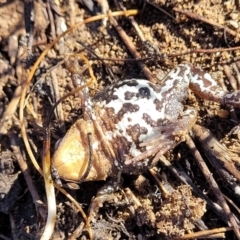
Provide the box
[174,226,240,239]
[40,128,56,240]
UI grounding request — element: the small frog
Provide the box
[51,63,240,194]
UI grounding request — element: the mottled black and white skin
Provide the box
[92,63,240,173]
[52,63,240,194]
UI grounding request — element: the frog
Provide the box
[51,63,240,194]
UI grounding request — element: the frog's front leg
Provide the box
[87,172,124,223]
[125,106,198,166]
[175,63,240,107]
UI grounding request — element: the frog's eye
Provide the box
[138,87,151,99]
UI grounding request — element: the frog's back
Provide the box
[93,80,181,167]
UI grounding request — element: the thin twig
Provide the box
[0,234,11,240]
[158,156,227,223]
[124,187,142,208]
[23,0,34,53]
[149,168,170,198]
[9,214,17,240]
[88,45,240,62]
[46,0,56,40]
[192,125,240,200]
[114,1,146,42]
[77,40,115,81]
[10,133,47,221]
[224,194,240,215]
[109,16,155,82]
[0,85,22,135]
[174,226,240,239]
[173,8,240,39]
[50,69,65,132]
[68,222,85,240]
[185,133,240,239]
[192,124,240,182]
[146,0,176,21]
[167,46,240,58]
[235,61,240,86]
[223,64,237,91]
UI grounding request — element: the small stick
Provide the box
[233,61,240,87]
[109,16,155,83]
[68,222,85,240]
[50,69,65,132]
[114,1,146,42]
[0,85,22,136]
[192,124,240,198]
[217,71,228,92]
[174,226,240,239]
[68,0,76,26]
[223,64,237,91]
[159,156,228,223]
[185,133,240,239]
[192,124,240,182]
[128,16,146,42]
[46,0,56,40]
[24,0,34,54]
[77,40,115,81]
[167,46,240,57]
[9,213,17,240]
[10,133,47,221]
[88,45,240,62]
[224,193,240,216]
[124,187,141,207]
[146,0,175,21]
[149,168,170,198]
[0,234,11,240]
[173,8,240,39]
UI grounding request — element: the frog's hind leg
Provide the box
[185,63,240,107]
